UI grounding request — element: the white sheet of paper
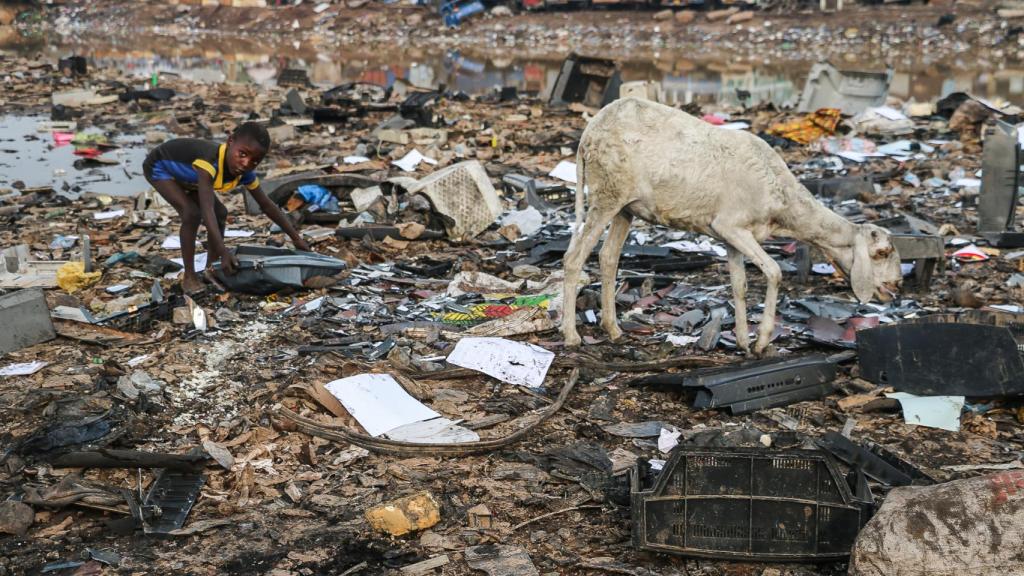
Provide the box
[51,305,94,323]
[812,263,836,275]
[324,373,440,437]
[0,361,48,376]
[384,418,480,443]
[548,160,578,184]
[873,106,909,121]
[447,337,555,388]
[836,152,869,163]
[344,155,371,164]
[392,149,437,172]
[225,229,255,238]
[886,392,964,432]
[666,334,700,347]
[168,252,208,278]
[954,178,982,188]
[162,235,184,250]
[93,209,125,220]
[661,239,727,258]
[718,121,750,130]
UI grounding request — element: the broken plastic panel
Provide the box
[800,175,874,201]
[406,160,502,240]
[887,233,944,291]
[977,120,1022,246]
[630,447,873,561]
[399,91,442,127]
[797,62,893,116]
[637,354,843,415]
[336,226,444,241]
[321,82,389,108]
[141,470,206,534]
[97,295,181,333]
[547,53,622,109]
[501,174,574,213]
[816,432,913,486]
[210,245,347,295]
[276,68,312,88]
[857,314,1024,397]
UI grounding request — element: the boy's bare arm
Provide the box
[249,185,311,251]
[196,172,235,272]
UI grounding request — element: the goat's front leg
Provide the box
[561,208,619,347]
[599,211,632,341]
[725,245,750,353]
[716,228,782,356]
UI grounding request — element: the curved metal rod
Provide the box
[278,369,580,456]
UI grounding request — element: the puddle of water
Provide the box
[3,31,1022,106]
[0,116,149,197]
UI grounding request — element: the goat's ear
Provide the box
[870,229,895,259]
[850,232,874,303]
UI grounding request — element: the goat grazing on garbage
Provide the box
[561,98,903,355]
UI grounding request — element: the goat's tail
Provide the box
[573,141,586,237]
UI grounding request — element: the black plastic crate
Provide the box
[630,448,872,561]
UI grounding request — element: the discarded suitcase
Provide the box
[210,246,347,295]
[857,313,1024,397]
[630,447,873,561]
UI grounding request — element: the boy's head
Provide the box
[226,122,270,175]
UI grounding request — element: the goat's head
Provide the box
[849,224,902,303]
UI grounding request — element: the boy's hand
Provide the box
[294,238,312,252]
[219,251,240,276]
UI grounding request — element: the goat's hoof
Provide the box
[752,344,778,358]
[604,325,623,342]
[563,332,583,347]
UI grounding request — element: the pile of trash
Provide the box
[2,35,1024,576]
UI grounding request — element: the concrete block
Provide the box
[0,288,56,355]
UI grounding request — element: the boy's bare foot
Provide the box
[181,273,205,295]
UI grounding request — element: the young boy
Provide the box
[143,122,310,294]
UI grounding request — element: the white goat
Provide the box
[561,98,903,355]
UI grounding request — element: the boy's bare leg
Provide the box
[150,180,204,294]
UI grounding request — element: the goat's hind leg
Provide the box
[599,210,633,341]
[725,245,751,353]
[561,206,622,347]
